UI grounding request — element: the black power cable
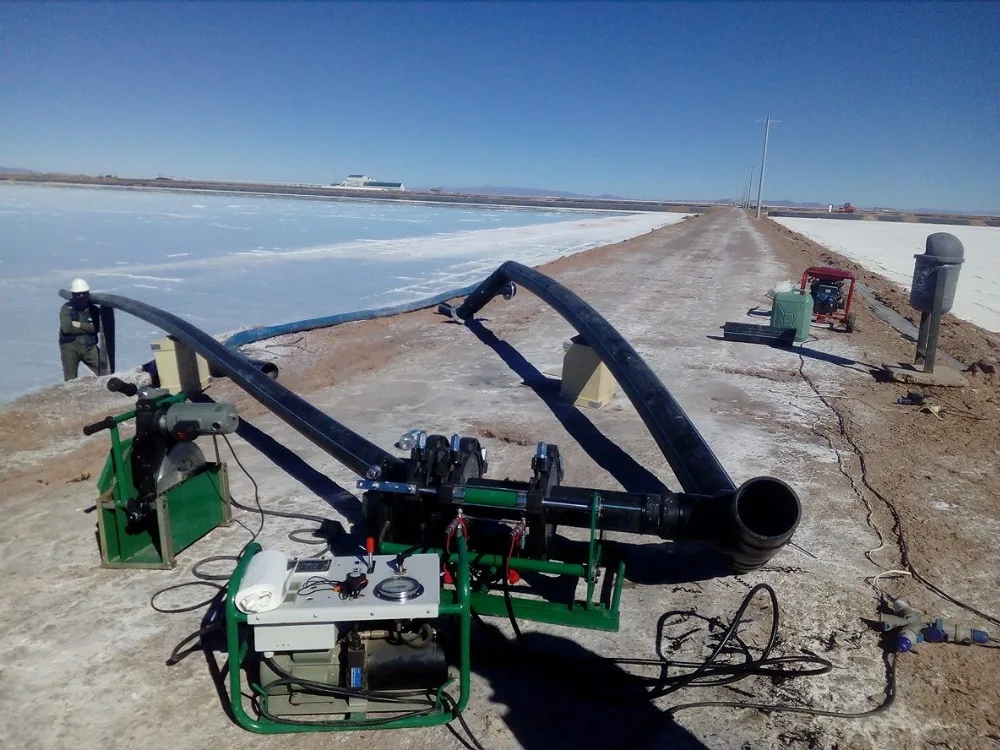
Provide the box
[154,433,341,662]
[253,655,496,742]
[491,576,897,726]
[261,656,434,704]
[150,580,225,615]
[150,435,266,616]
[442,696,490,750]
[796,352,1000,628]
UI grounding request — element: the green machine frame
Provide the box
[224,534,473,733]
[222,490,620,734]
[94,392,232,569]
[382,491,625,632]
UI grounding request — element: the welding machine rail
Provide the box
[444,261,735,497]
[59,289,401,480]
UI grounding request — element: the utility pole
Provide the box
[744,164,756,210]
[754,115,773,219]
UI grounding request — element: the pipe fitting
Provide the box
[725,476,801,572]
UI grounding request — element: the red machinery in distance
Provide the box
[836,203,857,213]
[801,266,858,332]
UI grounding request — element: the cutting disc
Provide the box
[156,442,208,493]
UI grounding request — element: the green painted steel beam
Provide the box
[453,589,620,632]
[379,542,586,578]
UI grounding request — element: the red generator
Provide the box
[800,266,857,332]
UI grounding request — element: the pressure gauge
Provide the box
[373,575,425,602]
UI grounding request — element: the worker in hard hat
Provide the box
[59,278,102,380]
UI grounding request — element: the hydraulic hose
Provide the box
[64,262,800,570]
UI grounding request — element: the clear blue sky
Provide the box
[2,2,997,211]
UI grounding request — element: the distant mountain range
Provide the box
[438,190,839,208]
[4,170,994,214]
[420,185,631,200]
[719,199,832,209]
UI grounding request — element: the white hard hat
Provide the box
[70,278,90,293]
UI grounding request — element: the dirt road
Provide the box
[1,208,997,750]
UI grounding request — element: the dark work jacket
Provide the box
[59,301,101,347]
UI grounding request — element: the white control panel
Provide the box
[249,553,441,653]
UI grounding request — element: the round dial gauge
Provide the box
[373,575,425,602]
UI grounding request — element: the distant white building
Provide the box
[336,174,406,190]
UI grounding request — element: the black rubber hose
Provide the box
[449,261,734,496]
[59,289,402,480]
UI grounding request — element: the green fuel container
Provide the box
[770,290,813,342]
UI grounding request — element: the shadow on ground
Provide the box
[233,417,363,530]
[461,317,667,495]
[617,539,732,585]
[706,334,876,375]
[463,621,712,750]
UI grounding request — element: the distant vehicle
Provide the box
[836,202,857,214]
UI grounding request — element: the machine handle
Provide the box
[82,416,117,436]
[107,377,138,397]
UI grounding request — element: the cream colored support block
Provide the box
[560,335,617,409]
[151,336,212,396]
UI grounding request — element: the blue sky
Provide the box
[2,2,997,211]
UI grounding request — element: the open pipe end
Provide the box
[727,476,801,572]
[255,361,280,380]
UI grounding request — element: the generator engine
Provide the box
[809,278,844,316]
[241,551,448,717]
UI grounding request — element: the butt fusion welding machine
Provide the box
[74,273,801,734]
[226,429,801,732]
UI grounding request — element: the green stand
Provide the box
[225,536,472,733]
[93,396,232,569]
[383,492,624,632]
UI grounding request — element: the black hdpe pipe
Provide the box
[444,261,733,497]
[60,290,401,480]
[441,261,800,569]
[455,477,800,572]
[549,480,800,572]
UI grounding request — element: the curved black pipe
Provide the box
[60,289,401,480]
[460,477,800,571]
[446,261,735,496]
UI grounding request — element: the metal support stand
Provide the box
[914,266,948,374]
[94,399,234,569]
[225,537,473,733]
